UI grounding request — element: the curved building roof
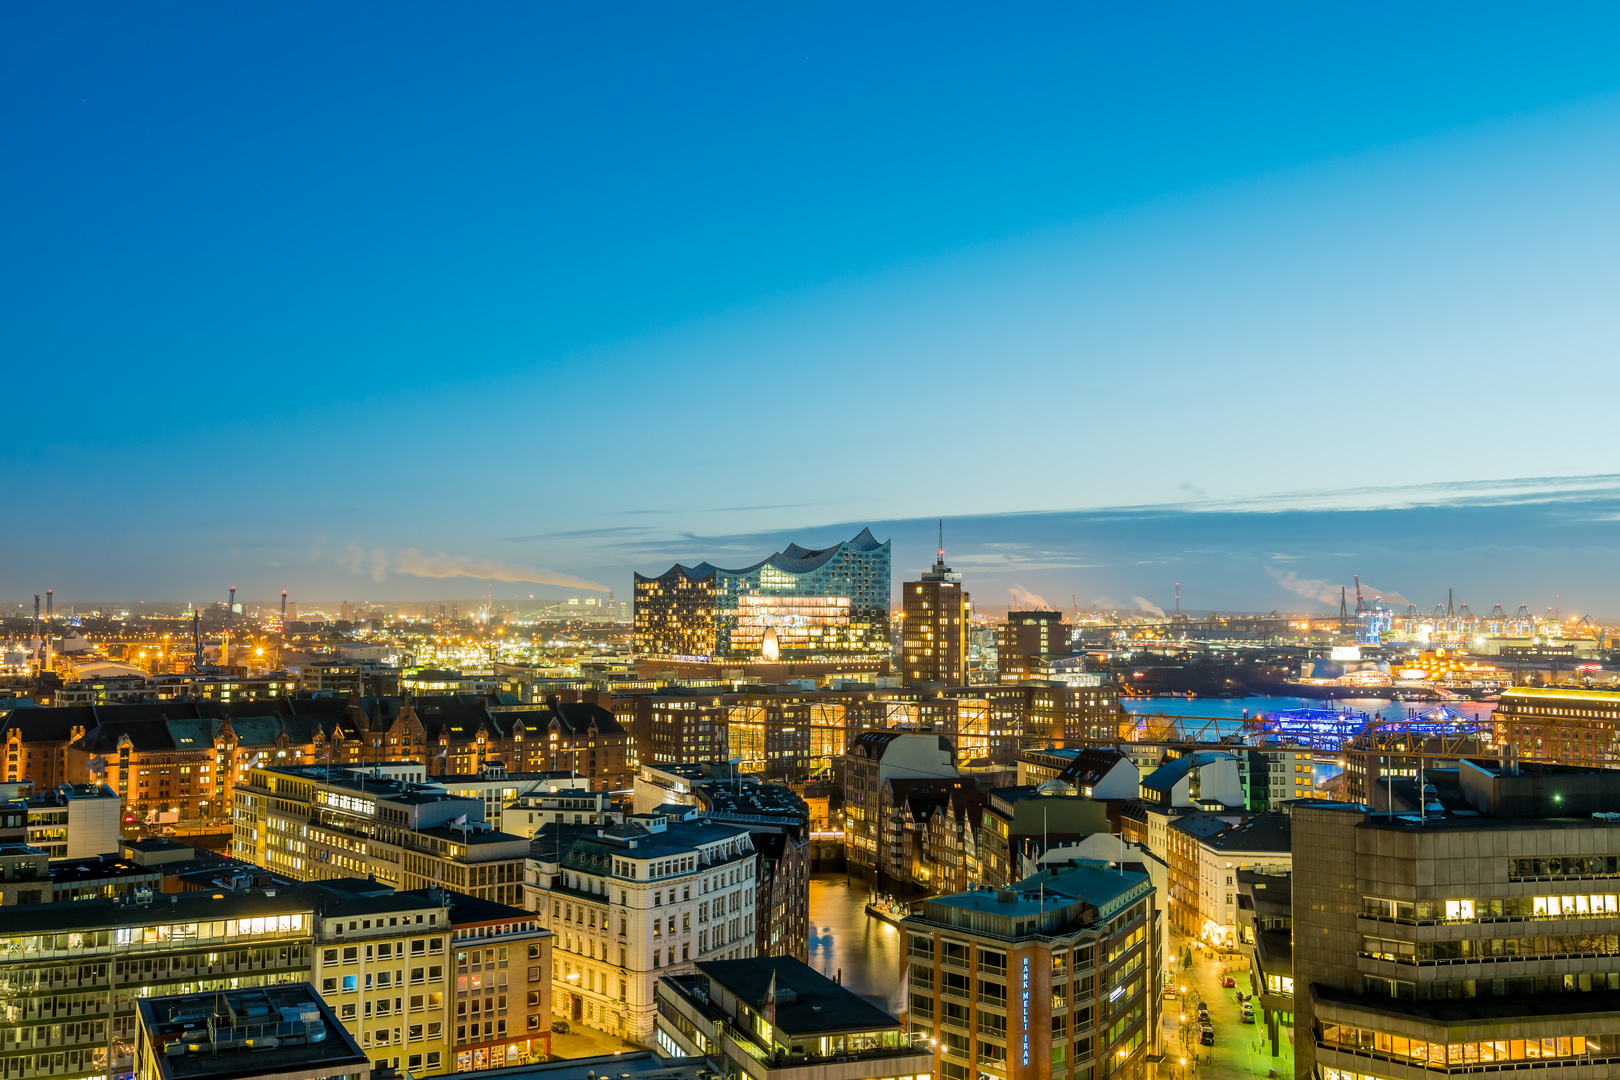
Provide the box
[637,526,887,583]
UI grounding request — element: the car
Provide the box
[1221,975,1236,988]
[1196,1002,1209,1016]
[1200,1029,1215,1046]
[1241,1004,1255,1024]
[551,1020,570,1035]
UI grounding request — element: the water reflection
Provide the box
[807,873,902,1016]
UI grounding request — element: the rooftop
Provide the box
[136,983,367,1080]
[0,887,311,934]
[696,956,901,1035]
[442,1053,719,1080]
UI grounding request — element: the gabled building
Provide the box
[1137,750,1244,810]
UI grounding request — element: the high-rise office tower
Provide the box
[902,524,970,686]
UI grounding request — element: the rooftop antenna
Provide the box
[938,519,944,563]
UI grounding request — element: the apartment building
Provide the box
[1195,813,1291,947]
[233,765,529,905]
[525,812,759,1044]
[900,862,1160,1080]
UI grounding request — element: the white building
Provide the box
[525,811,758,1044]
[1195,813,1291,946]
[1139,750,1245,809]
[439,768,602,834]
[0,781,121,859]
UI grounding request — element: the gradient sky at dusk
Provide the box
[7,5,1620,612]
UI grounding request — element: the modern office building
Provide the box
[1295,761,1620,1080]
[233,764,530,905]
[901,862,1160,1080]
[902,536,971,687]
[133,984,368,1080]
[654,957,932,1079]
[0,889,316,1080]
[633,528,892,678]
[525,812,760,1044]
[996,611,1069,685]
[1236,868,1293,1057]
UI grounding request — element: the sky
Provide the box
[6,4,1620,614]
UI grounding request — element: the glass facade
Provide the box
[634,528,890,663]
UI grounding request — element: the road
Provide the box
[1162,936,1294,1080]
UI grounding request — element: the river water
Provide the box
[807,873,904,1016]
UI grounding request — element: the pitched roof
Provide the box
[1140,750,1236,792]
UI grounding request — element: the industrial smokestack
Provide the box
[281,590,288,626]
[31,595,39,666]
[193,609,203,671]
[228,586,236,625]
[45,589,52,624]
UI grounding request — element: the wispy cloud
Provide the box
[393,550,607,591]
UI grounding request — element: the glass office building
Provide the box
[634,527,891,664]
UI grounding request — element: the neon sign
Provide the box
[1021,955,1031,1066]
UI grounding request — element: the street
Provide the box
[1162,935,1294,1080]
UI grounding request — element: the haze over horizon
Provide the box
[7,6,1620,615]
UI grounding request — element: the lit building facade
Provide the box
[1294,780,1620,1080]
[903,540,971,687]
[633,528,891,672]
[901,863,1160,1080]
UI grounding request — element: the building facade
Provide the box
[901,863,1160,1080]
[902,542,970,687]
[233,765,529,905]
[1294,767,1620,1080]
[633,528,892,674]
[526,813,760,1044]
[0,890,315,1080]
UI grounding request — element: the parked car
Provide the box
[1241,1004,1256,1024]
[1200,1027,1215,1046]
[1221,974,1236,988]
[1196,1002,1209,1017]
[551,1020,570,1035]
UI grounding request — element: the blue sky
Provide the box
[6,5,1620,612]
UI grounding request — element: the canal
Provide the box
[807,872,903,1016]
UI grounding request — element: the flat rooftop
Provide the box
[136,983,367,1080]
[696,956,900,1035]
[451,1053,717,1079]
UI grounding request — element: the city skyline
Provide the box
[12,472,1620,618]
